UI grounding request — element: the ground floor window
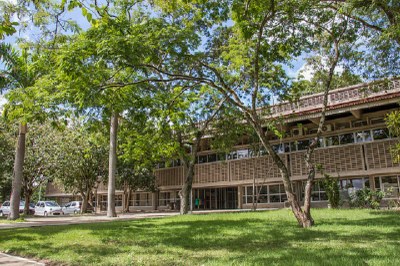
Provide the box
[242,184,286,204]
[132,192,152,206]
[300,181,327,202]
[159,192,171,206]
[100,194,123,209]
[374,176,400,198]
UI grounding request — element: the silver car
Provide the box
[0,201,35,216]
[35,201,63,216]
[62,201,94,214]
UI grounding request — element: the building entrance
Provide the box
[193,187,237,210]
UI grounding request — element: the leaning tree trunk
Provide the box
[9,123,27,220]
[107,112,118,217]
[250,117,314,227]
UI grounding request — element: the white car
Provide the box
[35,201,63,216]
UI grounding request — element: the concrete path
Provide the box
[0,253,44,265]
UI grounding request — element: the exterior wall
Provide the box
[45,79,400,211]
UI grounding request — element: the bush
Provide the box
[349,188,385,209]
[322,174,340,208]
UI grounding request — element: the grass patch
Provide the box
[0,209,399,265]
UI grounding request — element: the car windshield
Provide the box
[19,202,25,206]
[29,203,35,208]
[45,202,59,207]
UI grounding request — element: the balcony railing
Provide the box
[263,78,400,117]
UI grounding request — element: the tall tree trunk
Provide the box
[23,190,32,215]
[9,123,27,220]
[107,112,118,217]
[81,190,90,214]
[123,182,130,213]
[180,161,195,214]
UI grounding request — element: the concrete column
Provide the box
[237,185,243,209]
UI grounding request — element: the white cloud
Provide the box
[295,62,344,81]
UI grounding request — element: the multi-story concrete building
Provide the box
[46,79,400,211]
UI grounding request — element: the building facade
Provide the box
[46,79,400,211]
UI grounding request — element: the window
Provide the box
[325,136,339,147]
[159,192,171,206]
[134,193,152,206]
[355,130,372,143]
[217,153,226,161]
[289,142,297,152]
[115,195,123,207]
[198,155,207,164]
[272,143,288,154]
[339,133,354,145]
[243,185,279,204]
[227,151,238,160]
[237,149,249,159]
[269,184,287,203]
[301,181,327,202]
[297,140,310,151]
[208,154,217,163]
[372,128,390,140]
[374,176,400,198]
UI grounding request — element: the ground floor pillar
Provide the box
[238,185,243,209]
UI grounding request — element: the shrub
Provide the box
[349,188,385,209]
[322,174,340,208]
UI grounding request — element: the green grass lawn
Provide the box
[0,209,399,265]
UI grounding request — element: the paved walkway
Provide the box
[0,208,271,230]
[0,253,44,265]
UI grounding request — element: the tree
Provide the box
[125,0,362,227]
[53,120,108,213]
[21,122,61,214]
[0,43,41,220]
[0,118,14,202]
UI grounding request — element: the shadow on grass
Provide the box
[0,210,399,265]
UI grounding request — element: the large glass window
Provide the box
[208,154,217,163]
[297,140,310,151]
[115,195,123,207]
[355,130,372,143]
[133,193,152,206]
[159,192,171,206]
[339,133,354,145]
[227,151,238,160]
[237,149,249,159]
[374,176,400,198]
[269,184,287,203]
[372,128,390,140]
[243,184,285,204]
[303,181,327,202]
[198,155,208,164]
[325,135,339,147]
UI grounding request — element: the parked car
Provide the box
[0,201,35,217]
[62,201,94,214]
[35,201,63,216]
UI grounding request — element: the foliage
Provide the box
[0,118,14,202]
[21,121,64,205]
[386,110,400,163]
[52,120,108,199]
[349,188,385,209]
[0,209,400,265]
[321,174,340,209]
